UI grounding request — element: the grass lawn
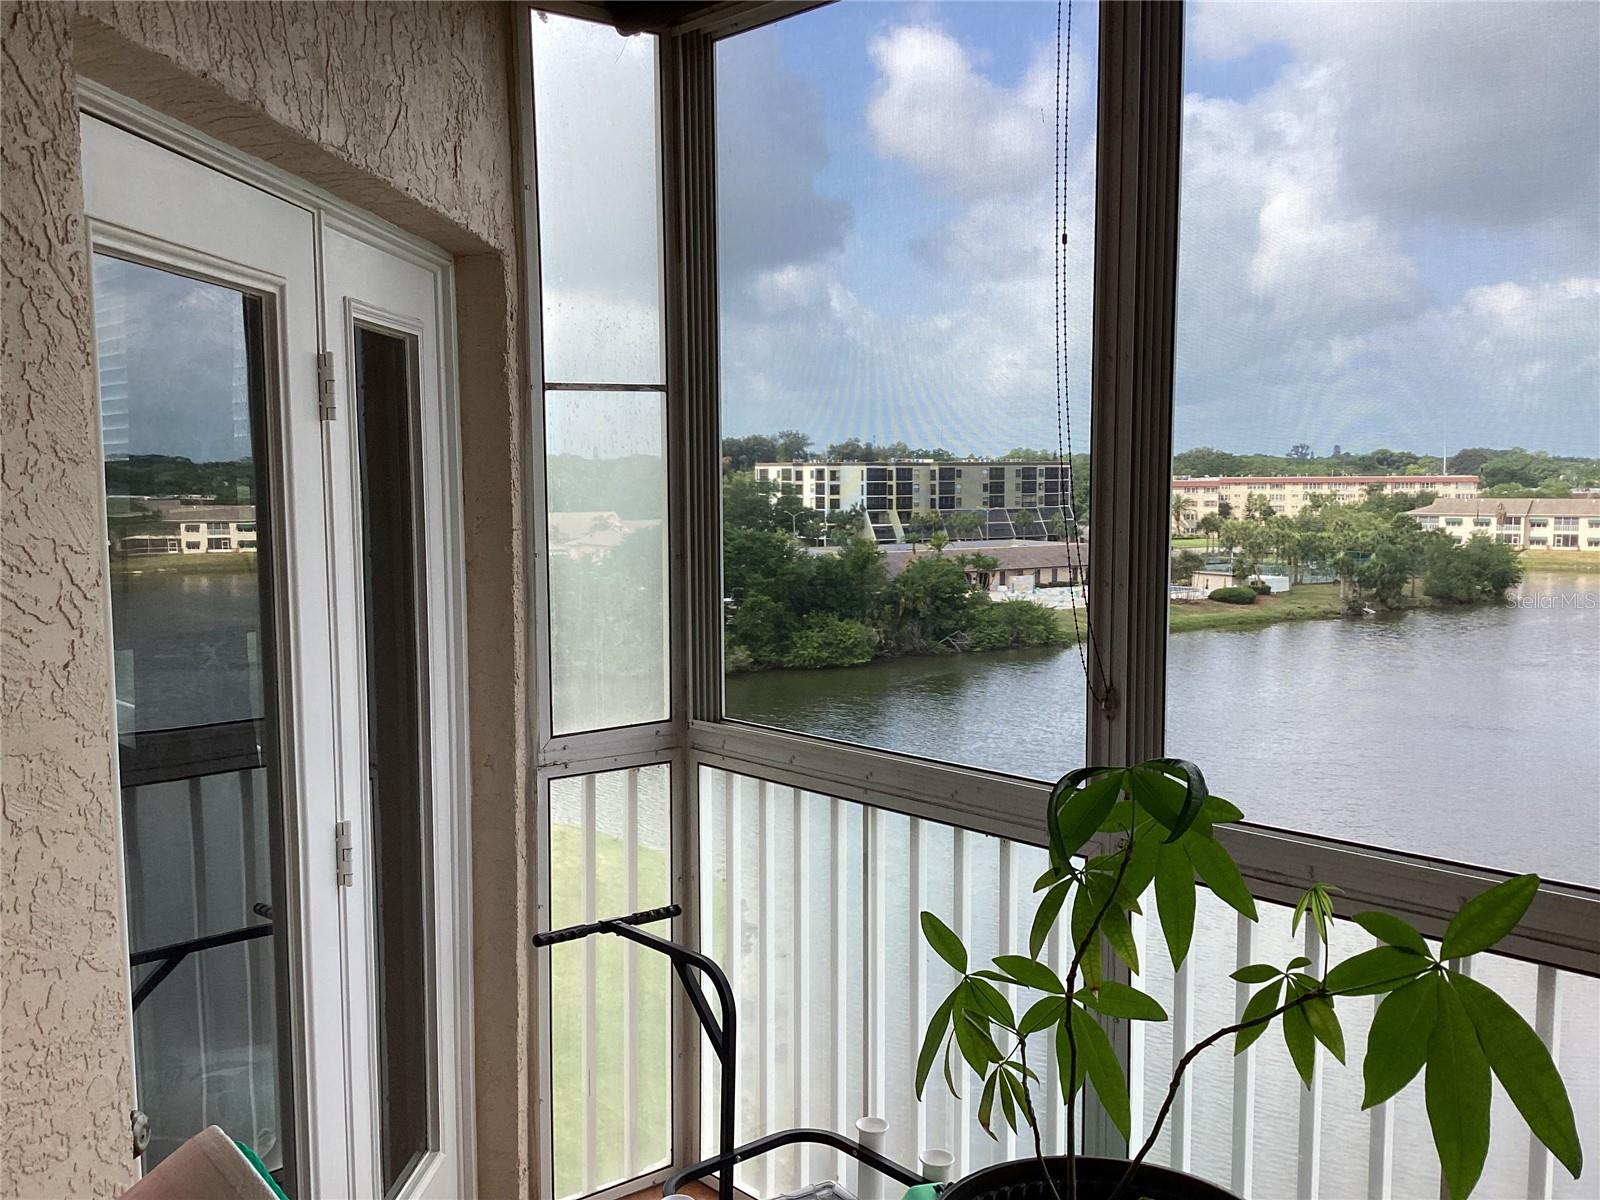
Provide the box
[1057,581,1348,643]
[110,553,258,578]
[1168,582,1347,634]
[1520,549,1600,573]
[549,824,672,1197]
[1170,536,1211,549]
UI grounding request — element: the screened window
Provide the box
[717,1,1098,777]
[531,11,669,735]
[1166,1,1600,883]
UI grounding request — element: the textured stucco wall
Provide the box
[1,3,530,1195]
[1,4,137,1195]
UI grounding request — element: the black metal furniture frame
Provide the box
[533,905,927,1200]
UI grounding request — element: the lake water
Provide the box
[727,571,1600,887]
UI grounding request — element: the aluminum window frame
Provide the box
[518,3,1600,1196]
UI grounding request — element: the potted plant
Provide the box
[917,759,1584,1200]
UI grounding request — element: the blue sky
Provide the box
[714,0,1599,459]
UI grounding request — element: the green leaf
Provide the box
[1441,874,1540,960]
[968,977,1016,1029]
[955,1011,999,1076]
[1352,911,1431,957]
[1124,765,1182,830]
[1119,829,1162,899]
[1283,999,1317,1086]
[921,911,967,973]
[1303,995,1345,1064]
[998,1064,1018,1132]
[994,954,1064,995]
[1071,1006,1131,1141]
[1286,956,1312,971]
[1450,972,1583,1179]
[1427,979,1491,1200]
[1154,843,1197,969]
[1363,974,1440,1109]
[1079,928,1103,992]
[1231,963,1280,985]
[1100,903,1140,975]
[1185,834,1258,919]
[1199,794,1244,825]
[1234,979,1283,1055]
[1070,878,1101,973]
[1325,945,1430,997]
[1049,769,1122,863]
[1020,995,1067,1036]
[1002,1065,1037,1132]
[977,1070,999,1137]
[1292,888,1313,936]
[1152,758,1210,841]
[1030,879,1070,959]
[916,989,959,1098]
[1082,979,1167,1021]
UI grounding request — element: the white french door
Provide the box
[84,108,470,1199]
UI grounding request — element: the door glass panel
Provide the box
[353,325,435,1193]
[545,390,670,733]
[96,253,292,1184]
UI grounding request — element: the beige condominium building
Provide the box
[1407,497,1600,551]
[755,459,1074,543]
[109,499,259,556]
[1171,474,1479,528]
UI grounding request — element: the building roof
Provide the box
[150,502,256,523]
[1407,497,1600,518]
[1172,475,1477,488]
[881,540,1089,578]
[756,459,1071,470]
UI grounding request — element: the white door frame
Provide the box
[80,83,475,1200]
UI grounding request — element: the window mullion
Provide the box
[663,24,719,1178]
[1084,0,1186,1163]
[1085,0,1185,770]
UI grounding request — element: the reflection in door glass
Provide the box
[95,254,291,1184]
[353,325,435,1194]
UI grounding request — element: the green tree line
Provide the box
[723,476,1067,671]
[1174,444,1599,491]
[1191,489,1524,612]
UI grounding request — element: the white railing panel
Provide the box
[684,766,1599,1200]
[547,764,673,1200]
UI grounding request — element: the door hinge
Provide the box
[317,351,337,421]
[335,819,354,887]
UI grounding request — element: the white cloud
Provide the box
[712,5,1597,459]
[866,25,1055,199]
[1173,2,1598,455]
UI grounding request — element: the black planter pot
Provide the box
[940,1155,1242,1200]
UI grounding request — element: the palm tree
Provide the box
[1171,492,1197,534]
[1195,512,1224,550]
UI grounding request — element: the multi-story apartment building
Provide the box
[112,500,259,556]
[755,459,1075,543]
[1408,497,1600,551]
[1171,474,1478,528]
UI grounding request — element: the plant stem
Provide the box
[1108,989,1323,1200]
[1105,970,1426,1200]
[1061,840,1134,1200]
[1019,1037,1064,1200]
